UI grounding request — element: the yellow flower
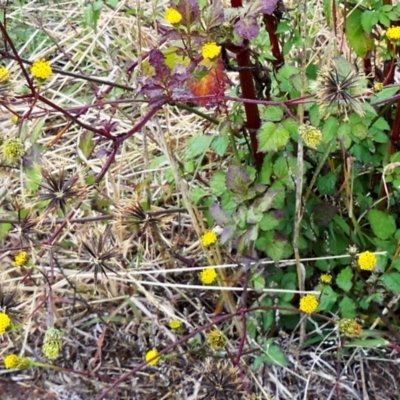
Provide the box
[299,125,322,149]
[165,8,182,25]
[206,329,227,350]
[42,327,62,360]
[145,349,160,366]
[299,294,319,314]
[358,251,377,271]
[4,354,20,369]
[13,251,29,267]
[199,268,217,285]
[31,59,52,80]
[373,82,383,93]
[319,273,332,285]
[386,26,400,42]
[337,318,362,337]
[2,139,24,160]
[201,230,217,247]
[202,42,221,60]
[169,319,182,330]
[0,312,11,334]
[0,67,9,83]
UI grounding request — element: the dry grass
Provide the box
[0,1,399,399]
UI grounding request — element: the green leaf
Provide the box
[371,86,399,104]
[361,10,379,34]
[186,135,214,158]
[211,136,229,156]
[262,105,283,121]
[336,266,353,292]
[344,338,388,348]
[346,9,375,57]
[368,209,396,240]
[259,153,273,184]
[371,117,390,131]
[339,296,357,318]
[318,285,338,312]
[24,164,42,191]
[381,272,400,294]
[0,222,11,242]
[258,122,289,152]
[322,116,338,142]
[379,13,391,27]
[259,212,280,231]
[259,340,289,367]
[210,171,226,196]
[78,131,95,160]
[31,118,45,144]
[190,187,208,204]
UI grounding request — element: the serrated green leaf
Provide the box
[368,209,396,240]
[371,117,390,131]
[371,86,399,104]
[259,213,280,231]
[186,135,214,158]
[351,122,368,140]
[259,153,273,184]
[190,187,208,204]
[336,266,353,292]
[318,285,338,312]
[346,9,375,57]
[262,105,283,121]
[211,136,229,156]
[210,171,226,196]
[339,296,357,318]
[382,272,400,294]
[322,116,338,142]
[258,122,289,152]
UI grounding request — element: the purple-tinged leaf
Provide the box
[225,166,251,193]
[257,190,280,212]
[210,203,232,225]
[174,0,200,26]
[234,16,259,40]
[249,0,280,16]
[312,202,337,227]
[220,225,236,245]
[246,208,263,224]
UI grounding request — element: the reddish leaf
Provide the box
[187,59,226,107]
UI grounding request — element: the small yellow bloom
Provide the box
[145,349,160,366]
[4,354,20,369]
[13,251,29,267]
[202,42,221,60]
[0,312,11,334]
[42,327,62,360]
[201,230,217,247]
[2,139,24,160]
[165,8,182,25]
[199,268,217,285]
[373,82,383,93]
[169,319,182,330]
[358,251,377,271]
[319,273,332,285]
[338,318,362,337]
[386,26,400,42]
[299,294,319,314]
[31,59,52,80]
[299,125,322,149]
[0,67,10,83]
[206,329,227,350]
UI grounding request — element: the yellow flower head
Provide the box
[13,251,29,267]
[0,312,11,334]
[2,139,24,160]
[337,318,362,337]
[42,327,62,360]
[299,294,319,314]
[199,267,217,285]
[319,273,332,285]
[299,125,322,149]
[165,8,182,25]
[206,329,227,350]
[145,349,160,366]
[4,354,20,369]
[0,67,10,83]
[358,251,377,271]
[169,319,182,330]
[373,82,383,93]
[31,59,52,80]
[202,42,221,60]
[386,26,400,42]
[201,230,217,247]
